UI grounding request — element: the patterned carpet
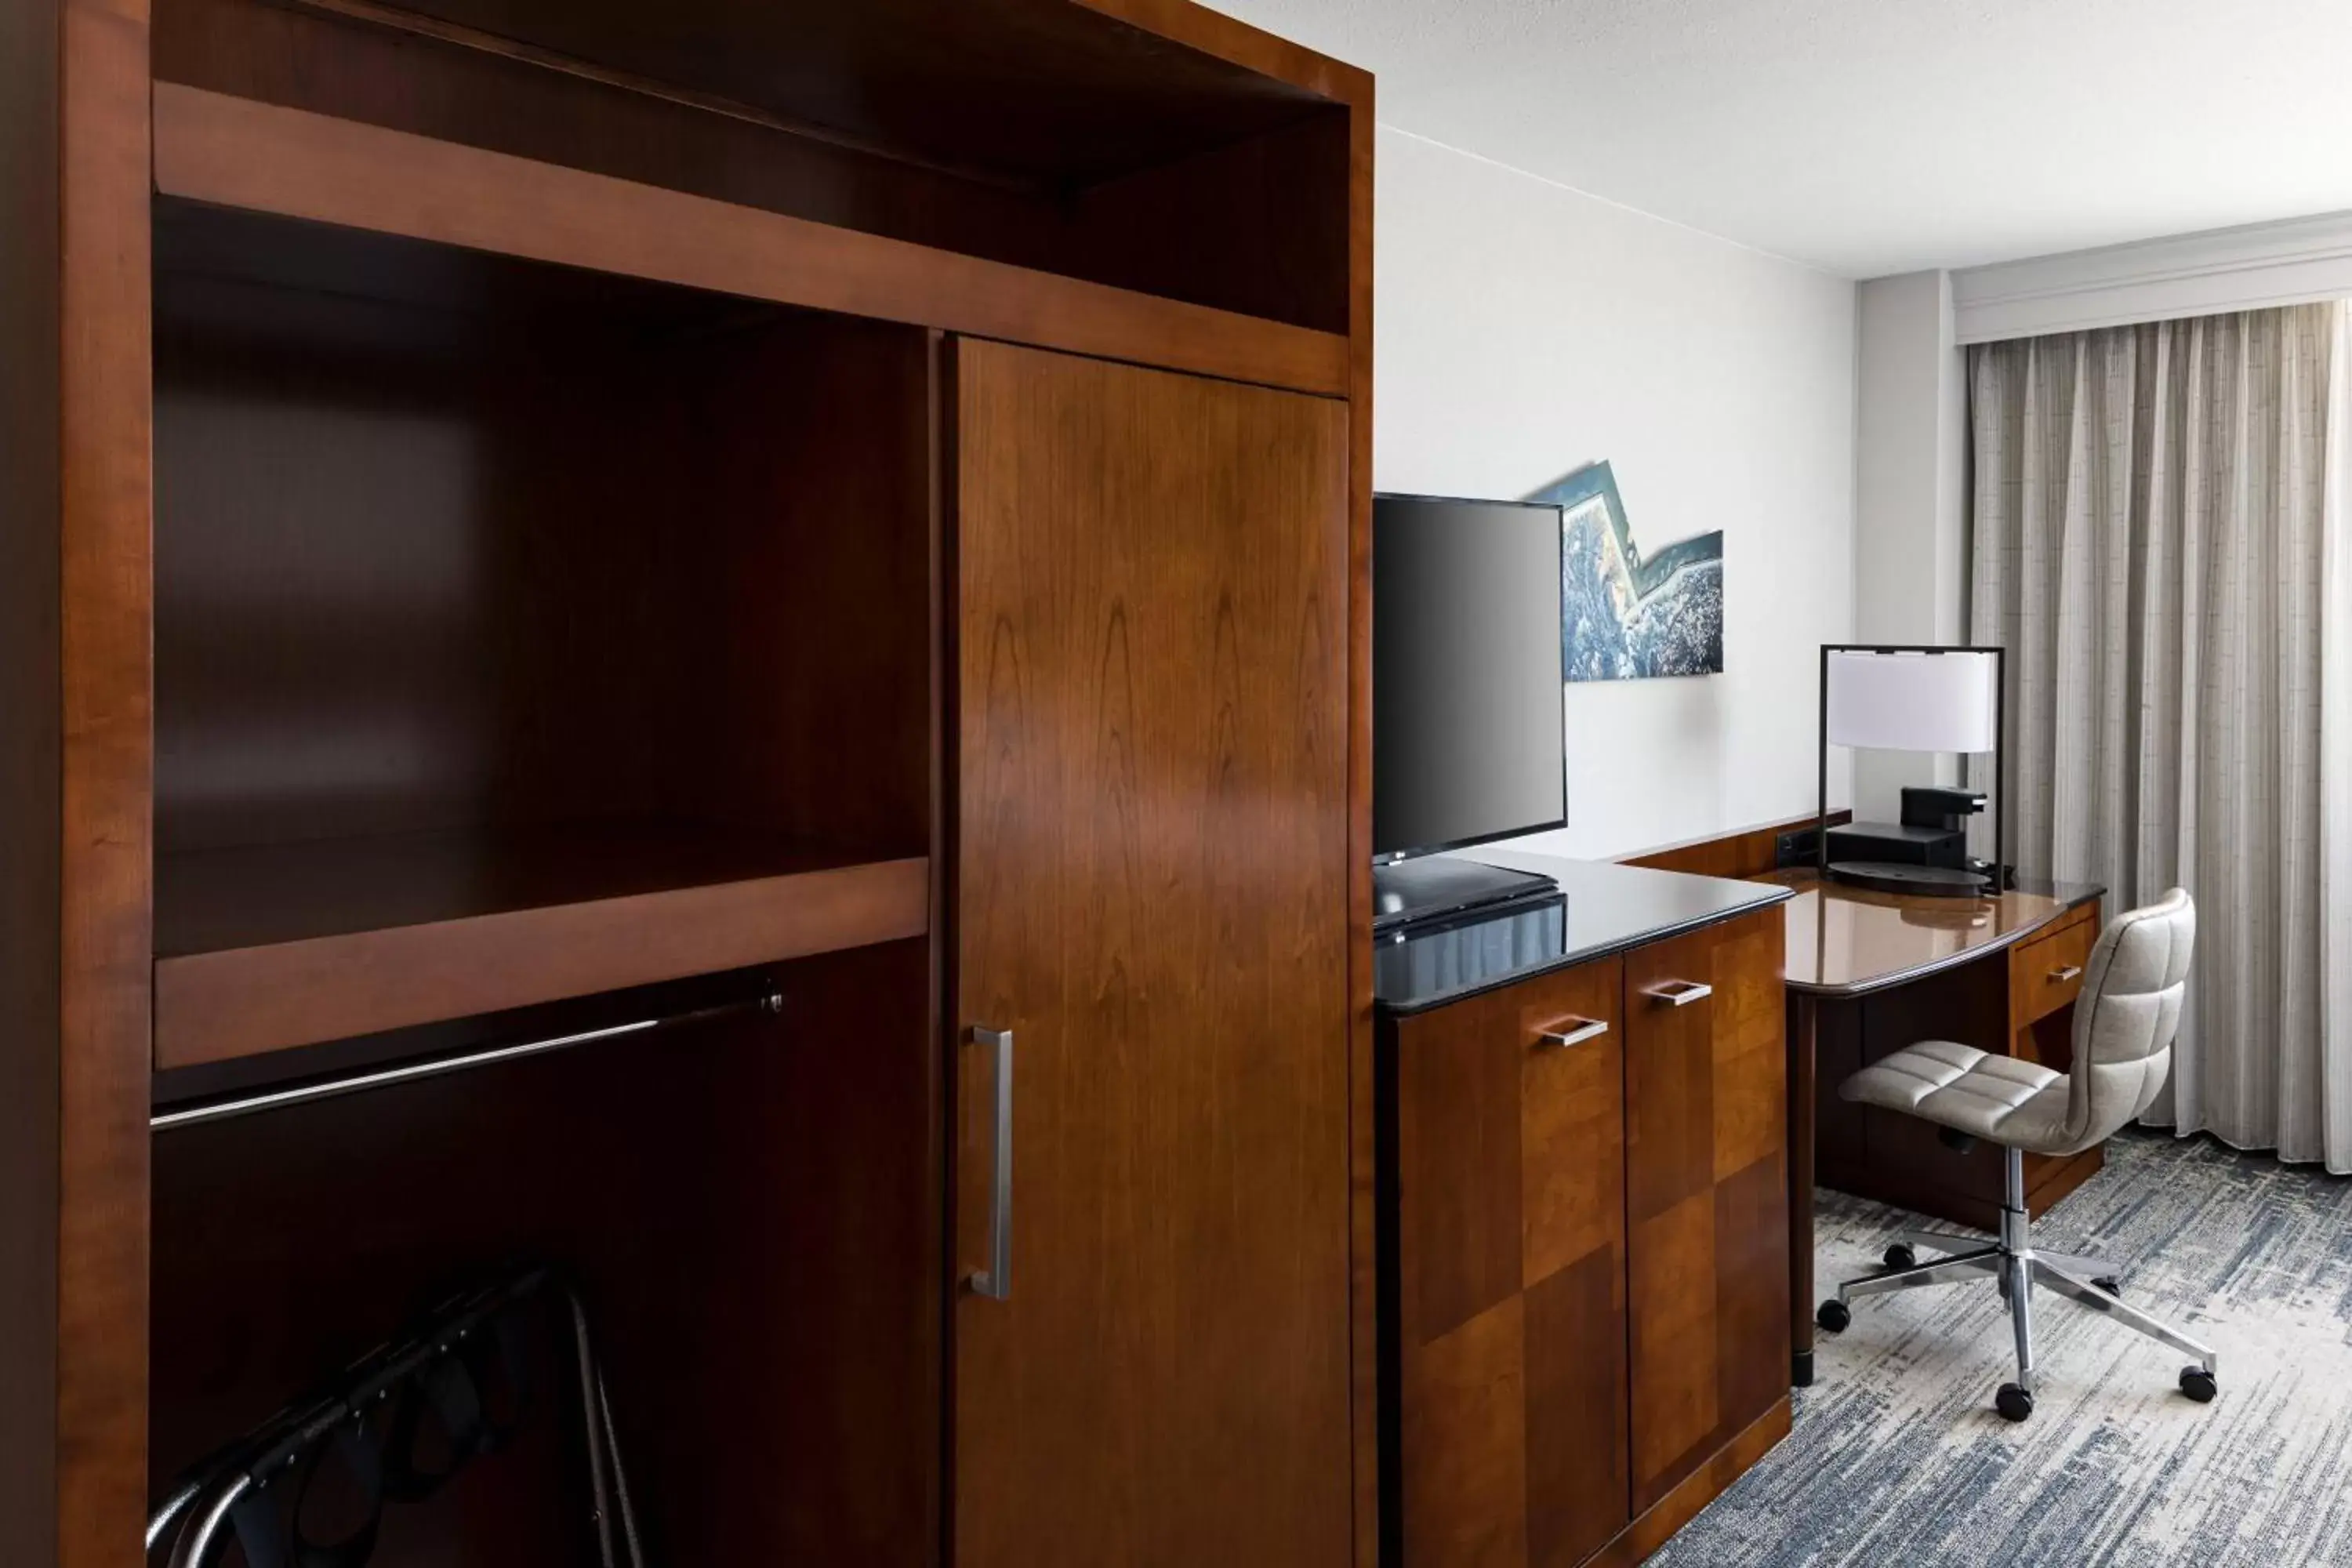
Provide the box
[1653,1129,2352,1566]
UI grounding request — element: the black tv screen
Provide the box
[1374,493,1566,859]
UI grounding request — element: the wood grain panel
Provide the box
[1810,989,1866,1172]
[1628,1189,1718,1504]
[1394,957,1623,1345]
[155,844,929,1065]
[1521,964,1626,1287]
[1401,1299,1529,1568]
[1624,907,1788,1513]
[57,0,154,1560]
[1391,955,1629,1568]
[1073,0,1376,104]
[1621,811,1851,879]
[1342,73,1378,1568]
[953,340,1352,1568]
[1710,917,1788,1181]
[365,0,1338,186]
[152,84,1352,397]
[659,939,942,1566]
[1625,937,1717,1228]
[682,312,938,856]
[0,0,64,1555]
[1399,997,1523,1346]
[1713,1153,1791,1440]
[2010,909,2097,1037]
[1069,107,1349,335]
[1588,1397,1791,1568]
[1525,1248,1630,1568]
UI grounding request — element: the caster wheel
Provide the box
[2094,1276,2123,1298]
[1817,1299,1852,1334]
[1995,1383,2035,1422]
[2180,1367,2218,1403]
[1883,1243,1918,1271]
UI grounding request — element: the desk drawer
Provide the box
[2010,912,2097,1033]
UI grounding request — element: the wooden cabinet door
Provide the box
[1392,956,1628,1568]
[1623,907,1789,1513]
[952,339,1352,1568]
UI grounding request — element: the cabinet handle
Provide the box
[1645,978,1713,1007]
[968,1025,1014,1301]
[1538,1017,1610,1049]
[2049,965,2083,983]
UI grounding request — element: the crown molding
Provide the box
[1951,209,2352,344]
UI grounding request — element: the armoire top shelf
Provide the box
[318,0,1336,188]
[154,823,930,1069]
[151,82,1351,397]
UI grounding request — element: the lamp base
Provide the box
[1824,861,1990,898]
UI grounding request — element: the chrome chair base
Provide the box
[1818,1149,2219,1421]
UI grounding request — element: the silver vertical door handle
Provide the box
[970,1026,1014,1301]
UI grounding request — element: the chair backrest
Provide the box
[2063,887,2194,1147]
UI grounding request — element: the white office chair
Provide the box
[1812,888,2216,1421]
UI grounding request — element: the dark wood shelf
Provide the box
[154,821,928,1067]
[151,83,1352,397]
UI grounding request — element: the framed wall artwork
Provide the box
[1530,461,1723,681]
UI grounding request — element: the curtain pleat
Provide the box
[2325,308,2352,1166]
[1968,302,2352,1173]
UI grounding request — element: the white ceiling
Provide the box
[1207,0,2352,278]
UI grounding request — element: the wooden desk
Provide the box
[1766,870,2104,1385]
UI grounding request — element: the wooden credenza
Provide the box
[1378,888,1791,1567]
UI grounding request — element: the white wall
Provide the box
[1374,128,1857,860]
[1851,270,1970,821]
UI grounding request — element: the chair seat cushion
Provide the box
[1839,1040,2075,1153]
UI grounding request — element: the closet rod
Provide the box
[151,985,784,1133]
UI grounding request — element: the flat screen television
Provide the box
[1372,493,1566,929]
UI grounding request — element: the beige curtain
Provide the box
[1968,302,2352,1173]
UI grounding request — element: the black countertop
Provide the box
[1373,849,1793,1016]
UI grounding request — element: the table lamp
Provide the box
[1816,644,2005,897]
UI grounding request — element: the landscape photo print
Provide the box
[1529,461,1723,682]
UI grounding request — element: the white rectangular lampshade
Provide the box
[1825,650,2000,753]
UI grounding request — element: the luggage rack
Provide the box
[146,1264,647,1568]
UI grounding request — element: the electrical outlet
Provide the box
[1775,828,1820,867]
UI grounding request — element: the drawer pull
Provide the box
[1645,979,1713,1007]
[2049,964,2083,983]
[1539,1017,1610,1049]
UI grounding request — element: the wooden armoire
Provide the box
[0,1,1374,1563]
